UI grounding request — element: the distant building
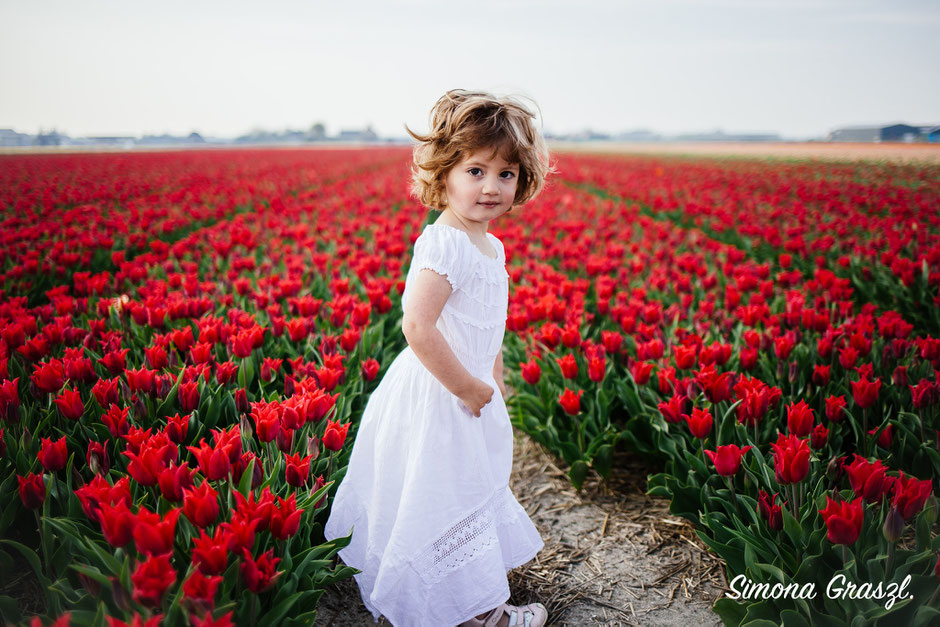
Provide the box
[827,123,929,143]
[338,125,378,142]
[615,130,663,142]
[84,136,136,147]
[0,128,33,146]
[674,129,780,142]
[920,126,940,143]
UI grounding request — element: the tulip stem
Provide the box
[842,545,848,569]
[929,583,940,607]
[725,477,740,515]
[251,593,258,627]
[885,541,895,578]
[33,510,50,578]
[862,408,869,457]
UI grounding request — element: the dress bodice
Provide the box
[401,223,509,379]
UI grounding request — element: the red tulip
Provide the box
[322,419,349,451]
[165,413,189,444]
[684,407,712,439]
[674,344,697,370]
[54,387,85,420]
[812,365,831,386]
[629,360,652,385]
[31,359,65,394]
[100,404,130,438]
[361,358,380,382]
[157,462,194,502]
[844,454,889,503]
[705,444,752,477]
[38,436,68,472]
[600,331,622,354]
[824,395,847,422]
[133,507,181,557]
[891,471,933,520]
[521,360,541,385]
[241,548,281,594]
[819,496,864,545]
[91,377,120,409]
[868,424,893,449]
[268,493,304,540]
[556,354,578,380]
[192,527,229,576]
[771,433,810,484]
[851,376,881,409]
[131,553,176,607]
[757,489,783,531]
[786,400,815,437]
[589,356,607,383]
[179,381,201,413]
[183,569,222,611]
[250,404,281,443]
[186,439,231,481]
[810,423,829,450]
[558,389,583,416]
[739,347,758,371]
[221,514,259,554]
[183,481,219,528]
[17,473,45,509]
[658,394,688,424]
[98,502,135,548]
[284,452,312,487]
[86,441,110,475]
[126,367,156,396]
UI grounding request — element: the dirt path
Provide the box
[315,431,725,626]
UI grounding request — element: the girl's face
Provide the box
[443,148,519,228]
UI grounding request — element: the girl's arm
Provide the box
[493,349,507,397]
[402,268,480,400]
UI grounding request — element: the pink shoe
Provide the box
[460,602,548,627]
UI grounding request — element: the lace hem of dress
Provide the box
[410,486,520,586]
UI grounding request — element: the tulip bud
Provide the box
[284,375,296,397]
[238,413,253,440]
[235,388,250,415]
[826,455,844,483]
[935,553,940,579]
[306,436,320,459]
[0,428,6,458]
[276,428,292,454]
[78,572,101,597]
[882,506,904,543]
[111,577,132,612]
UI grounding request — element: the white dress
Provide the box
[324,222,544,626]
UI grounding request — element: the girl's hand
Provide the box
[458,378,494,417]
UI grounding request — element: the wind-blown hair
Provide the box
[405,89,554,211]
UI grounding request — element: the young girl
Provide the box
[324,89,553,626]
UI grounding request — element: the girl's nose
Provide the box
[482,175,500,194]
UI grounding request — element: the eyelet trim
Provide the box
[410,486,520,585]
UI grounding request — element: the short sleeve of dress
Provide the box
[410,226,464,291]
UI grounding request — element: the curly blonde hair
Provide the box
[405,89,554,211]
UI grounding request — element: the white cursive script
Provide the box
[727,573,913,610]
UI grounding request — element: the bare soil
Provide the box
[551,141,940,164]
[315,431,725,626]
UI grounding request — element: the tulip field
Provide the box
[1,147,939,625]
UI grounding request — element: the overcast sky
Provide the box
[2,0,937,140]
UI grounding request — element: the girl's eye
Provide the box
[500,171,516,179]
[468,168,482,176]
